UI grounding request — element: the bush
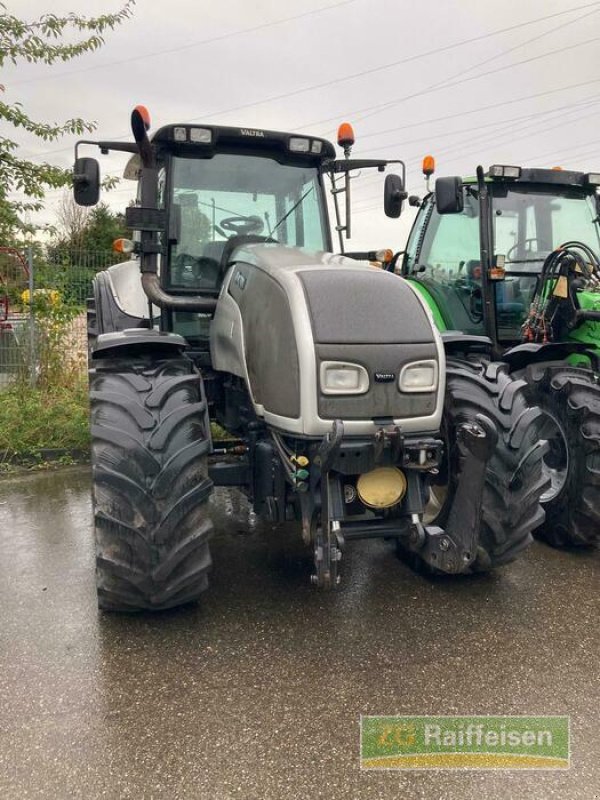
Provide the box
[0,282,89,467]
[14,289,82,390]
[35,262,97,307]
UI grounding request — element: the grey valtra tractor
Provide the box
[73,106,547,611]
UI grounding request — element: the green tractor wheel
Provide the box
[520,363,600,547]
[411,359,549,572]
[90,354,214,611]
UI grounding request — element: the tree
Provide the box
[0,2,135,240]
[53,200,129,253]
[55,189,91,248]
[42,203,130,305]
[85,204,129,252]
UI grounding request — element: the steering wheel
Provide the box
[174,253,220,285]
[506,238,544,261]
[220,215,264,236]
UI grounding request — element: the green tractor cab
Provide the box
[402,163,600,547]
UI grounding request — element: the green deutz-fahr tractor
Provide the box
[400,161,600,548]
[73,109,547,611]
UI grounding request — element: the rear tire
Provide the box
[410,359,549,572]
[90,354,214,611]
[521,363,600,547]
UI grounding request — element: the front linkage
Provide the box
[302,415,498,588]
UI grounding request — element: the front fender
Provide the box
[503,341,598,372]
[92,329,188,360]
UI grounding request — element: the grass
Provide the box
[0,376,90,468]
[211,421,229,441]
[0,297,229,474]
[0,372,231,474]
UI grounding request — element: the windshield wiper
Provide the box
[270,186,314,237]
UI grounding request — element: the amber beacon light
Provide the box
[337,122,355,150]
[422,155,435,176]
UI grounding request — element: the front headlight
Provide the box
[320,361,369,395]
[399,360,438,393]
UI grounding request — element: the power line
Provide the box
[397,101,600,165]
[355,127,600,206]
[178,4,600,127]
[441,106,600,161]
[22,99,600,205]
[519,138,600,164]
[361,96,599,156]
[434,6,599,88]
[19,104,600,205]
[306,93,600,200]
[22,3,600,162]
[350,3,600,128]
[318,33,600,138]
[9,0,360,87]
[295,72,600,136]
[348,97,600,200]
[396,129,600,187]
[353,111,558,201]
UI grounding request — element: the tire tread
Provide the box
[91,355,213,611]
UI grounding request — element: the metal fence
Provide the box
[0,246,126,389]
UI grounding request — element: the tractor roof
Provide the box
[150,123,336,162]
[461,166,600,190]
[119,124,337,180]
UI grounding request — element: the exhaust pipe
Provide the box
[131,110,219,314]
[141,273,217,313]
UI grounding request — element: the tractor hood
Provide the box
[211,244,445,437]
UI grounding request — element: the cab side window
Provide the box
[408,191,485,335]
[418,193,480,283]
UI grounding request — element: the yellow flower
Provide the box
[20,288,62,307]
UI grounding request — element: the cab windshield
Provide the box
[492,186,600,341]
[168,152,329,291]
[493,185,600,268]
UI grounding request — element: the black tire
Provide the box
[90,354,214,611]
[521,363,600,547]
[415,359,549,572]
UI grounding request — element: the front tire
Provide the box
[86,296,98,354]
[420,359,549,572]
[90,354,214,611]
[521,363,600,547]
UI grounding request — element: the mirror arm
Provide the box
[74,139,138,160]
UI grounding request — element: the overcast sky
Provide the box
[6,0,600,249]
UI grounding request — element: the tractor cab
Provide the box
[75,112,406,351]
[80,122,339,348]
[403,165,600,348]
[140,124,335,295]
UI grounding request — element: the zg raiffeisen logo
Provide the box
[360,715,570,770]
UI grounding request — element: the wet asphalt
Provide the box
[0,468,598,800]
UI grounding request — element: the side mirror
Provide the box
[73,157,100,206]
[435,176,464,214]
[384,174,406,218]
